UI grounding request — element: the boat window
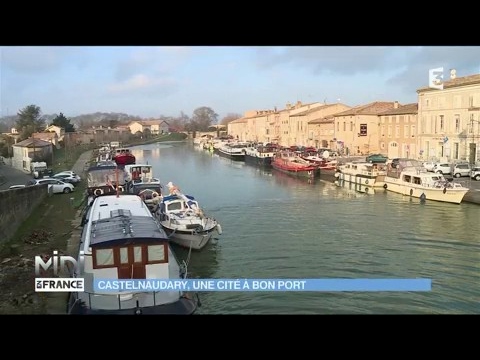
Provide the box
[403,175,411,182]
[413,177,421,185]
[167,202,183,211]
[120,247,129,264]
[94,248,115,267]
[147,244,167,264]
[432,176,440,180]
[133,246,142,263]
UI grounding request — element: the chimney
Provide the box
[394,101,399,109]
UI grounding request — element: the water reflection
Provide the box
[272,169,318,187]
[334,179,377,195]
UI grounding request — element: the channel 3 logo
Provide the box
[429,67,444,90]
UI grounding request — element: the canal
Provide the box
[130,141,480,314]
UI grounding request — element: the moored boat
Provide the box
[271,150,319,179]
[112,148,136,166]
[68,193,199,314]
[383,160,470,204]
[244,143,278,167]
[154,182,222,251]
[335,161,387,187]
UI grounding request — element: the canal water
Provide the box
[131,141,480,314]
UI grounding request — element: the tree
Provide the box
[52,112,75,132]
[16,104,45,140]
[220,113,242,126]
[190,107,218,131]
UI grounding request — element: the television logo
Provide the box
[34,250,85,292]
[429,67,444,90]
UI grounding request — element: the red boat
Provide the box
[271,150,319,178]
[112,148,136,166]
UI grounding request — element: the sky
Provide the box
[1,46,480,120]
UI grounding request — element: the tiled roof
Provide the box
[378,103,418,115]
[13,138,52,147]
[292,103,343,116]
[333,101,398,116]
[417,74,480,92]
[32,132,57,139]
[309,115,335,124]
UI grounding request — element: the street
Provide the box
[0,164,33,190]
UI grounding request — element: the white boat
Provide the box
[216,141,255,161]
[383,163,470,204]
[334,161,387,187]
[155,182,222,251]
[68,194,199,314]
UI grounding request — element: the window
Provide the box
[350,122,353,131]
[392,116,397,123]
[404,125,409,138]
[337,122,339,132]
[94,248,115,268]
[439,115,444,131]
[454,143,459,159]
[359,124,367,136]
[388,125,392,138]
[381,125,385,137]
[411,125,416,137]
[384,116,388,124]
[147,244,167,263]
[395,125,400,137]
[343,122,346,131]
[455,115,460,133]
[133,246,142,263]
[167,202,182,211]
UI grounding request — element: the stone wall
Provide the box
[0,185,48,244]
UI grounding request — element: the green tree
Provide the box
[190,107,218,131]
[52,112,75,132]
[16,104,45,140]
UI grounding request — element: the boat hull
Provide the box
[217,149,245,161]
[68,293,198,315]
[114,155,136,166]
[161,225,217,250]
[272,163,317,178]
[245,154,272,167]
[383,177,468,204]
[334,172,385,187]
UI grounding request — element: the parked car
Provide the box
[52,172,81,184]
[452,163,471,178]
[433,163,452,175]
[422,161,437,171]
[9,185,26,190]
[29,178,75,194]
[366,154,388,163]
[470,167,480,181]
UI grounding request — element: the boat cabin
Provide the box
[78,195,181,307]
[124,164,154,183]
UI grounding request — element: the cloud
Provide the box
[387,46,480,91]
[113,47,192,81]
[107,73,177,95]
[254,46,417,75]
[0,46,82,73]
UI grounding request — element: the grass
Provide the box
[0,147,91,314]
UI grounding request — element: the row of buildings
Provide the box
[2,120,172,172]
[227,71,480,165]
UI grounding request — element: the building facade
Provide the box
[417,72,480,164]
[377,103,418,159]
[333,101,399,156]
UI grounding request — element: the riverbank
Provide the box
[0,150,93,314]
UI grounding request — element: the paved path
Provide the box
[71,150,93,178]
